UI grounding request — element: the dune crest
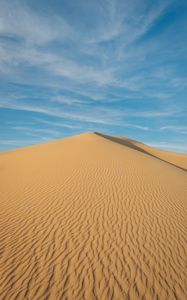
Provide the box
[0,132,186,300]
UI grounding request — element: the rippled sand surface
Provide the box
[0,132,186,300]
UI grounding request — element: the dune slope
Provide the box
[0,132,186,300]
[106,133,187,170]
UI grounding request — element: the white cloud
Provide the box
[0,0,173,92]
[0,138,41,147]
[160,126,187,134]
[0,97,176,129]
[11,126,60,137]
[35,118,81,129]
[0,0,186,152]
[125,109,177,118]
[147,141,187,153]
[0,0,70,45]
[86,0,171,45]
[50,95,86,105]
[0,100,116,125]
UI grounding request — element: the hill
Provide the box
[0,132,186,300]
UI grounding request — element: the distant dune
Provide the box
[0,132,186,300]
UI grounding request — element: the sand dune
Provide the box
[109,134,187,170]
[0,132,186,300]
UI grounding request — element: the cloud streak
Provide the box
[0,0,187,152]
[147,142,187,153]
[0,0,70,45]
[160,126,187,134]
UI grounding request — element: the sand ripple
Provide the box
[0,133,186,300]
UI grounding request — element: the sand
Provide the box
[0,132,186,300]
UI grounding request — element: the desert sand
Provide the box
[0,132,186,300]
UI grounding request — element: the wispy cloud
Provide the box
[87,0,171,45]
[0,0,175,91]
[160,126,187,134]
[50,95,86,105]
[10,126,60,137]
[0,138,43,147]
[147,142,187,153]
[0,97,177,125]
[0,0,70,45]
[0,0,186,152]
[35,118,81,129]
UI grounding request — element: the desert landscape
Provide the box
[0,132,186,300]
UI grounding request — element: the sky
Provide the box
[0,0,187,152]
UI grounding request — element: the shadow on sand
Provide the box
[95,132,187,173]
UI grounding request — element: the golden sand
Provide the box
[0,132,186,300]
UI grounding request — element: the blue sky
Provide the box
[0,0,187,152]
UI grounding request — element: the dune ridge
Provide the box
[0,132,186,300]
[95,132,187,171]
